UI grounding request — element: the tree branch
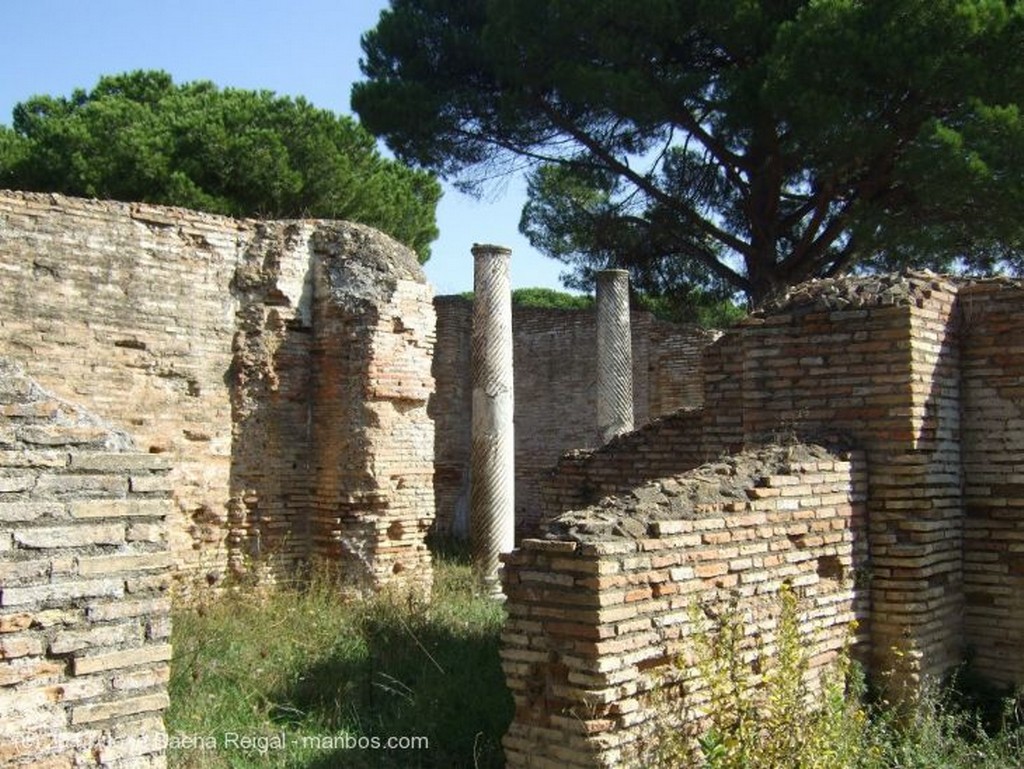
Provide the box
[535,100,754,285]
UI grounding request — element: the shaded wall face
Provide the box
[429,299,473,538]
[734,292,964,679]
[960,285,1024,685]
[227,223,317,578]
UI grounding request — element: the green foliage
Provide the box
[863,675,1024,769]
[167,550,511,768]
[512,287,593,311]
[634,291,746,329]
[0,125,27,189]
[653,586,869,769]
[354,0,1024,301]
[459,285,742,327]
[2,70,440,262]
[652,587,1024,769]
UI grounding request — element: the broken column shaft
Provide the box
[596,268,634,444]
[470,243,515,594]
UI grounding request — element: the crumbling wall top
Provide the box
[544,442,851,543]
[753,270,960,317]
[311,221,427,309]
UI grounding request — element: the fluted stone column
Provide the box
[470,244,515,595]
[596,269,634,444]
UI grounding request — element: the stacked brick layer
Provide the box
[310,229,436,594]
[960,283,1024,683]
[0,358,172,768]
[502,445,866,769]
[0,192,241,586]
[542,273,972,683]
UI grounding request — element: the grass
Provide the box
[166,544,511,769]
[169,554,1024,769]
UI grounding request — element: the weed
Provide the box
[650,586,1024,769]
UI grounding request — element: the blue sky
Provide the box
[0,0,569,295]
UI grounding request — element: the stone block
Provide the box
[77,552,173,576]
[0,474,37,493]
[50,623,138,654]
[0,659,64,686]
[0,451,67,469]
[13,523,124,549]
[16,425,111,447]
[72,643,173,676]
[0,614,33,633]
[34,474,126,496]
[69,500,167,519]
[128,475,174,493]
[0,634,44,659]
[0,502,65,522]
[70,692,170,725]
[110,663,170,691]
[87,597,170,623]
[125,523,166,544]
[69,453,173,472]
[0,578,124,607]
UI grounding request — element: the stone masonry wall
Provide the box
[0,358,173,768]
[0,191,436,593]
[501,444,866,769]
[0,193,242,586]
[309,226,435,595]
[959,282,1024,685]
[430,296,719,537]
[541,273,970,683]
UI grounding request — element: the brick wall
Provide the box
[0,358,173,768]
[226,221,317,580]
[960,282,1024,685]
[309,227,436,594]
[430,297,720,536]
[540,273,972,684]
[504,272,1024,764]
[501,444,866,768]
[736,278,964,680]
[0,193,241,585]
[540,410,709,516]
[0,192,436,594]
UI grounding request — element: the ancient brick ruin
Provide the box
[0,191,436,595]
[431,296,719,537]
[0,192,440,767]
[501,273,1024,767]
[2,191,1023,768]
[503,444,866,768]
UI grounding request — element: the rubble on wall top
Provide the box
[543,442,850,543]
[752,270,959,317]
